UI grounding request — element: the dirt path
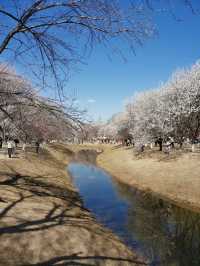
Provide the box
[0,144,144,266]
[96,145,200,213]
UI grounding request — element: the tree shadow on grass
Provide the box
[0,163,82,207]
[25,253,147,266]
[0,166,146,266]
[0,171,94,236]
[0,198,88,235]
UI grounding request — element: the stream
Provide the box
[68,161,200,266]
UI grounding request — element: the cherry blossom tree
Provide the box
[125,60,200,146]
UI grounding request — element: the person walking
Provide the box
[7,139,13,158]
[140,143,145,152]
[35,141,40,154]
[157,137,163,151]
[22,142,26,152]
[165,139,171,155]
[12,139,16,156]
[14,138,19,148]
[169,136,175,148]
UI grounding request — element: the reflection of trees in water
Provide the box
[170,207,200,266]
[112,179,200,266]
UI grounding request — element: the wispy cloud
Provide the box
[87,98,96,104]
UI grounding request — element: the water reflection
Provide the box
[113,180,200,266]
[68,163,200,266]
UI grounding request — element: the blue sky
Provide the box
[65,4,200,122]
[1,1,200,122]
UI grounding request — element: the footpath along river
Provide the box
[68,161,200,266]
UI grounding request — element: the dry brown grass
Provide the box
[96,145,200,213]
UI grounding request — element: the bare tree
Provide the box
[0,0,155,94]
[0,65,85,140]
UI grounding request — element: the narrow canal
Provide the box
[68,162,200,266]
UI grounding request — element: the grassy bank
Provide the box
[96,145,200,213]
[0,144,143,266]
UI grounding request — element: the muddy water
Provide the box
[68,162,200,266]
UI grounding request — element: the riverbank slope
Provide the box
[96,145,200,213]
[0,144,143,266]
